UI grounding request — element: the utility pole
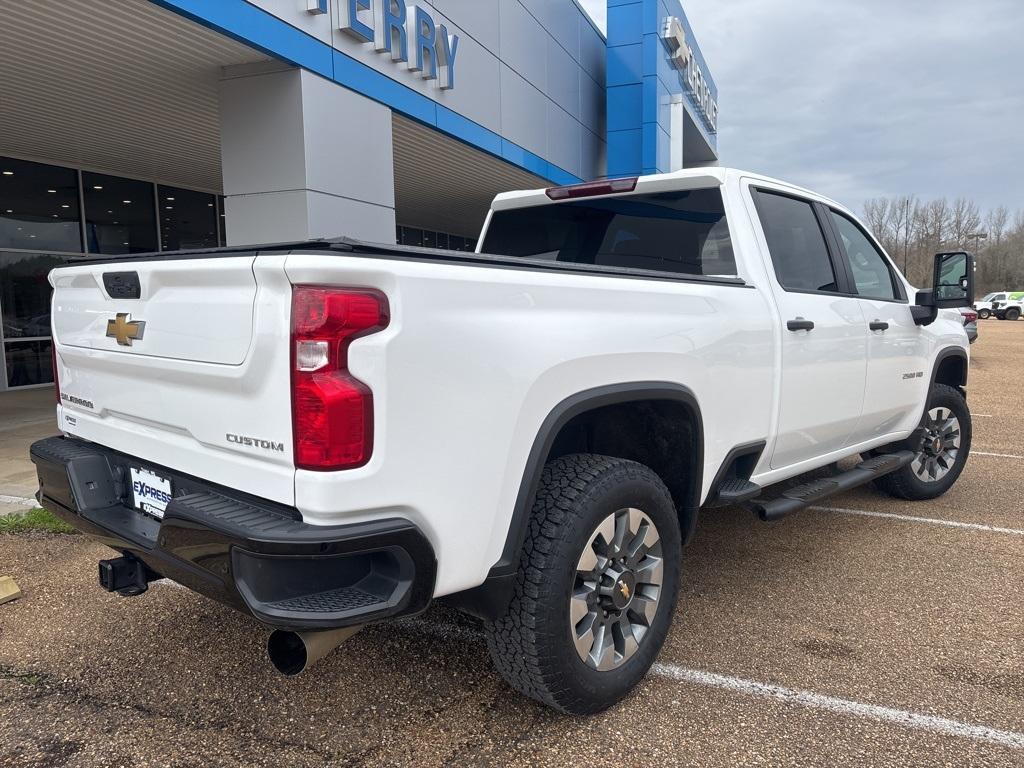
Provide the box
[966,232,988,252]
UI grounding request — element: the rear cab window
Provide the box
[480,188,737,279]
[752,190,838,293]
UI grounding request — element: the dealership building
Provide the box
[0,0,718,392]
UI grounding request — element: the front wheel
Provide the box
[873,384,972,500]
[485,454,681,714]
[977,308,991,320]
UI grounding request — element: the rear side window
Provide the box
[754,191,838,293]
[480,188,736,277]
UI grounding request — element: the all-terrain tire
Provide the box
[1006,307,1021,321]
[873,384,972,500]
[484,454,681,714]
[977,308,991,320]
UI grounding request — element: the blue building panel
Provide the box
[606,128,643,178]
[606,0,718,177]
[606,84,643,133]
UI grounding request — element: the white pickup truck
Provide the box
[32,168,975,714]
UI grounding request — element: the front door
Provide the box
[824,208,930,437]
[750,188,868,470]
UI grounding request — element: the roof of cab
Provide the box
[489,167,846,213]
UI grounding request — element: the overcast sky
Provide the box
[580,0,1024,215]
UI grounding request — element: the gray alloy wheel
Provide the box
[570,507,664,671]
[912,406,962,482]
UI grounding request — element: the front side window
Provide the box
[480,188,737,278]
[754,191,837,292]
[829,210,900,301]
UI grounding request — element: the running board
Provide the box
[748,451,916,522]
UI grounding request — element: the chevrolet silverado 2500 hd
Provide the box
[32,168,975,714]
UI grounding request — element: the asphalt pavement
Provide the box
[1,320,1022,767]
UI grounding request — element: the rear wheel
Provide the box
[873,384,971,500]
[484,454,681,714]
[1005,307,1021,321]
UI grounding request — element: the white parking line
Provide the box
[651,664,1024,750]
[152,578,187,589]
[973,451,1024,460]
[810,506,1024,536]
[141,590,1023,749]
[395,619,1024,748]
[973,414,993,418]
[0,494,36,508]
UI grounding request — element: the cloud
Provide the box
[583,0,1023,214]
[679,0,1024,213]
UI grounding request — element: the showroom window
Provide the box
[0,251,67,388]
[83,172,157,254]
[396,225,477,252]
[218,196,227,246]
[0,156,82,253]
[158,185,219,251]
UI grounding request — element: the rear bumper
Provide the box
[30,436,436,630]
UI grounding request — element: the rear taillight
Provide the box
[290,286,389,471]
[962,310,978,325]
[51,343,60,405]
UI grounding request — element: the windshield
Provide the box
[481,188,736,278]
[981,293,997,301]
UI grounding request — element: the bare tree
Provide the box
[986,206,1009,245]
[857,195,1022,292]
[950,197,982,247]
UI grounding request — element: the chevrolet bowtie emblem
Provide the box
[106,313,146,346]
[618,580,631,600]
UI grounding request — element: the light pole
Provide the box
[966,232,988,252]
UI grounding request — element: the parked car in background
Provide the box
[994,296,1023,321]
[960,307,978,343]
[975,291,1024,319]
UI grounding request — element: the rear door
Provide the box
[51,253,296,505]
[822,208,929,438]
[749,187,868,470]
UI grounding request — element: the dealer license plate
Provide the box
[130,467,173,519]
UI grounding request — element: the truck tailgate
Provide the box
[50,255,296,505]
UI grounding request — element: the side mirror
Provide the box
[932,251,975,308]
[911,251,975,326]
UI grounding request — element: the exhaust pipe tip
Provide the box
[267,626,361,676]
[267,630,309,676]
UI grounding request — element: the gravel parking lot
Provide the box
[2,320,1022,767]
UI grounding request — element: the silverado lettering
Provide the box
[60,392,94,410]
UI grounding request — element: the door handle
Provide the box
[786,318,815,332]
[869,320,889,332]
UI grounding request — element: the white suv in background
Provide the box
[975,291,1023,320]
